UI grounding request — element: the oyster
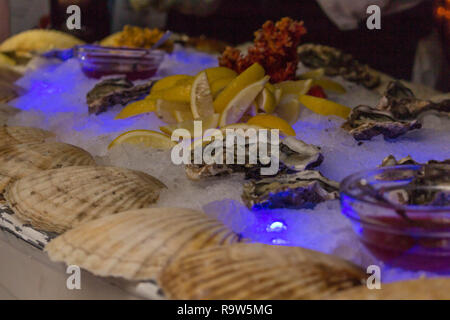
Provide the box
[186,135,323,180]
[331,278,450,300]
[377,81,450,120]
[45,208,245,280]
[6,166,166,233]
[0,142,95,192]
[160,243,365,300]
[86,77,153,115]
[0,126,54,147]
[342,105,421,141]
[297,44,380,89]
[242,170,339,210]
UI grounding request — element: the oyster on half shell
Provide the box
[87,77,154,115]
[185,135,323,180]
[377,81,450,120]
[242,170,339,210]
[342,105,421,141]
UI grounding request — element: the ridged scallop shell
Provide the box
[45,208,245,280]
[0,142,95,179]
[331,278,450,300]
[160,243,365,299]
[6,166,167,234]
[0,126,54,147]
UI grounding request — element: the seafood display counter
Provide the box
[0,19,449,300]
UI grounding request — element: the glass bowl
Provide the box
[75,45,164,80]
[340,164,450,272]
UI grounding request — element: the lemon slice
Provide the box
[160,113,220,137]
[115,99,157,119]
[210,77,235,98]
[151,75,193,93]
[173,110,194,122]
[214,63,265,113]
[298,68,325,80]
[219,76,269,127]
[149,77,193,103]
[202,67,237,83]
[247,114,296,136]
[275,79,313,96]
[275,95,302,125]
[156,99,190,124]
[298,95,351,119]
[108,130,175,150]
[191,71,214,119]
[312,79,346,94]
[255,87,277,114]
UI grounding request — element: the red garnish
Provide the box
[219,17,307,83]
[307,85,327,98]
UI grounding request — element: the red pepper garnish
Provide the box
[307,85,327,98]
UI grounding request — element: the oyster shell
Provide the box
[186,135,323,180]
[297,44,380,89]
[45,208,245,280]
[87,77,154,115]
[0,126,54,147]
[342,105,421,140]
[160,243,365,300]
[242,170,339,210]
[5,166,166,233]
[0,142,95,192]
[380,154,419,167]
[377,81,450,120]
[331,278,450,300]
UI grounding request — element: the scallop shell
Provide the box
[6,166,167,234]
[45,208,244,280]
[160,243,365,300]
[0,126,54,147]
[0,142,96,179]
[331,278,450,300]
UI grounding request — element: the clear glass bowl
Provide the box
[340,164,450,272]
[75,45,164,80]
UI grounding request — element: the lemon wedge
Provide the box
[149,77,193,103]
[275,79,313,96]
[115,99,157,119]
[255,87,277,114]
[214,63,265,113]
[275,95,302,125]
[312,79,346,94]
[155,99,191,124]
[247,114,296,136]
[160,113,220,137]
[219,76,269,127]
[298,95,351,119]
[151,75,193,93]
[202,67,237,83]
[210,77,235,98]
[108,130,175,150]
[298,68,325,80]
[173,110,194,122]
[191,71,214,119]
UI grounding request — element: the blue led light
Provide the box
[266,221,287,233]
